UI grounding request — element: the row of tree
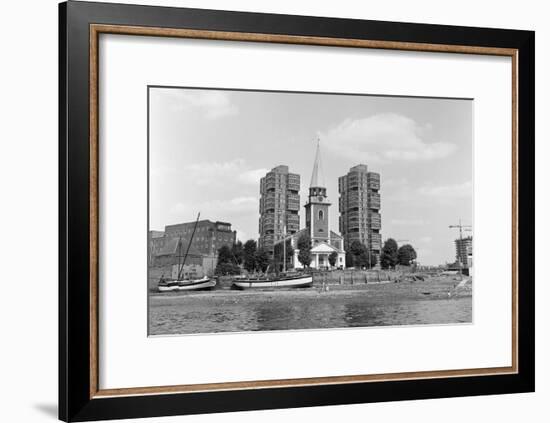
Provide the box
[344,238,417,270]
[380,238,417,269]
[346,240,378,269]
[215,236,417,275]
[215,234,318,275]
[215,240,270,275]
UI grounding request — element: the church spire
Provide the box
[310,137,326,188]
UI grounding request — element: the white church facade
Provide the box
[290,228,346,269]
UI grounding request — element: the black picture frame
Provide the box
[59,1,535,421]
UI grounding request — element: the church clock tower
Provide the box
[305,140,331,245]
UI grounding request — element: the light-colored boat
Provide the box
[157,281,180,292]
[177,276,216,291]
[232,273,313,290]
[233,225,313,290]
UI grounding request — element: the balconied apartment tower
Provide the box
[259,165,300,257]
[338,164,382,259]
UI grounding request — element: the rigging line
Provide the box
[178,212,201,280]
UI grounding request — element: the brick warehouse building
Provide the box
[148,220,236,286]
[148,234,218,288]
[164,219,236,256]
[338,164,382,260]
[258,165,300,257]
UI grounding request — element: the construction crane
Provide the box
[449,219,472,268]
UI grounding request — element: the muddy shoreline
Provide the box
[150,276,472,305]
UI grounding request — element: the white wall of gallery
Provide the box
[0,0,546,422]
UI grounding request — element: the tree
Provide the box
[349,240,365,258]
[274,238,294,271]
[215,262,241,276]
[215,244,241,275]
[380,238,399,269]
[217,245,233,265]
[328,251,338,268]
[345,252,354,267]
[231,240,243,265]
[362,247,378,269]
[297,233,312,268]
[255,248,270,272]
[243,239,257,272]
[357,248,370,268]
[297,233,311,251]
[397,244,417,266]
[347,240,376,269]
[368,252,378,268]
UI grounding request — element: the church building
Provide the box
[277,140,346,270]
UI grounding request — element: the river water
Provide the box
[149,294,472,336]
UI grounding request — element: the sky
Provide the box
[149,87,472,265]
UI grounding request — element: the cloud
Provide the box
[416,248,432,261]
[417,181,472,198]
[384,177,409,187]
[238,168,270,185]
[170,196,258,218]
[150,166,178,179]
[184,159,244,186]
[235,229,249,242]
[322,113,456,163]
[153,89,238,119]
[185,158,244,182]
[391,218,425,226]
[183,159,267,187]
[217,197,258,211]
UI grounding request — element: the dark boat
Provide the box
[157,212,216,292]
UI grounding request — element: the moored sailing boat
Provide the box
[157,212,216,292]
[232,224,312,290]
[157,279,180,292]
[232,272,313,290]
[176,275,216,291]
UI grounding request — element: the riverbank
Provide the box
[150,275,471,303]
[148,267,443,291]
[149,275,472,335]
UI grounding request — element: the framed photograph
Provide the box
[59,1,534,421]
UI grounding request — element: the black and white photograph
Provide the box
[148,87,473,335]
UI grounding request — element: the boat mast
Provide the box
[176,236,183,277]
[283,223,287,273]
[177,212,201,280]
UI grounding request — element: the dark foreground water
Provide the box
[149,292,472,335]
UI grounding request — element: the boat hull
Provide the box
[158,277,216,292]
[232,275,313,290]
[158,284,179,292]
[177,278,216,291]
